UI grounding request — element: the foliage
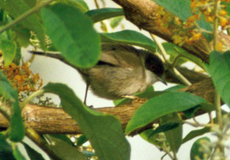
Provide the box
[0,0,230,160]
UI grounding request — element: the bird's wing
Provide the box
[98,44,143,68]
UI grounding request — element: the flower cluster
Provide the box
[153,0,229,46]
[1,62,43,92]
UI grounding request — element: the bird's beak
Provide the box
[157,77,167,85]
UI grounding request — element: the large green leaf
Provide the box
[207,51,230,108]
[0,71,25,142]
[0,39,16,66]
[101,30,156,52]
[152,0,192,21]
[43,83,130,160]
[190,137,212,160]
[40,4,101,68]
[86,8,124,23]
[0,0,46,49]
[126,92,206,134]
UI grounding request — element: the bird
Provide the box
[30,44,166,102]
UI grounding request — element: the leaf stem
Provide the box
[213,0,225,157]
[150,34,191,86]
[0,0,54,33]
[20,89,45,110]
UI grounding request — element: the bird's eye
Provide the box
[151,65,157,72]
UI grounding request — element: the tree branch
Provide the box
[0,78,216,135]
[111,0,230,63]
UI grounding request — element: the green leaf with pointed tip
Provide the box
[13,145,26,160]
[0,71,25,142]
[207,51,230,108]
[43,83,130,160]
[0,39,16,66]
[40,4,101,68]
[182,127,211,144]
[152,0,192,21]
[101,30,156,52]
[126,92,206,134]
[0,0,46,49]
[162,42,204,69]
[86,8,124,23]
[190,137,212,160]
[22,142,45,160]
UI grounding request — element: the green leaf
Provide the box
[161,113,182,152]
[0,39,16,66]
[0,133,16,160]
[162,42,204,69]
[152,0,192,21]
[0,71,25,142]
[101,30,156,52]
[86,8,124,23]
[43,83,130,160]
[207,51,230,108]
[126,92,206,134]
[0,0,46,49]
[183,127,211,144]
[45,136,87,160]
[40,4,101,68]
[13,145,26,160]
[190,137,212,160]
[110,16,124,29]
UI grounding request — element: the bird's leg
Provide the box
[84,84,89,105]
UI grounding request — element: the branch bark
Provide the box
[0,78,215,134]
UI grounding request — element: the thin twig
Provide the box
[20,90,45,110]
[150,34,191,86]
[0,0,54,33]
[26,126,62,160]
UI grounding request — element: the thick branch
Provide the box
[0,78,215,134]
[112,0,230,63]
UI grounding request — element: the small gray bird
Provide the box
[30,44,166,101]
